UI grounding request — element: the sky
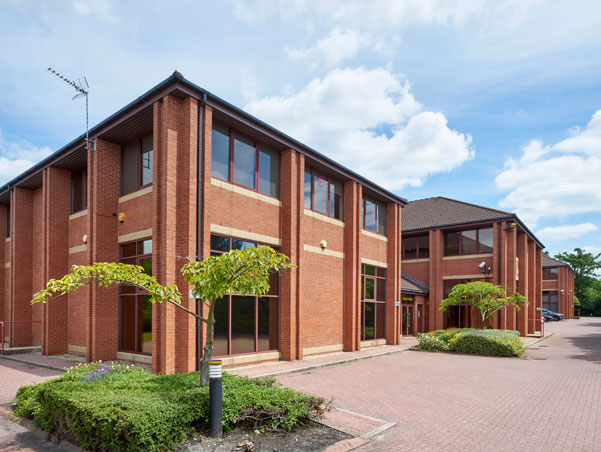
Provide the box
[0,0,600,257]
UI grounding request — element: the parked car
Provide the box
[542,308,564,321]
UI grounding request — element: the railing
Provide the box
[0,321,42,355]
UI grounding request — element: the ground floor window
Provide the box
[361,264,386,340]
[210,234,279,356]
[119,239,152,354]
[543,291,559,312]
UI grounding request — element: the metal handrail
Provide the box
[0,321,42,355]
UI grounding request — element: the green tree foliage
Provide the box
[439,281,526,328]
[554,248,601,316]
[32,246,293,386]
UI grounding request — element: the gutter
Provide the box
[195,94,207,371]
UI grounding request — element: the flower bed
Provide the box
[417,328,525,357]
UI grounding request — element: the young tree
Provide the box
[31,246,292,386]
[439,281,527,329]
[554,248,601,297]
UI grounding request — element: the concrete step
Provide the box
[2,346,41,356]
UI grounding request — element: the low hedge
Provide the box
[417,328,524,357]
[15,362,323,452]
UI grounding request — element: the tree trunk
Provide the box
[199,301,216,386]
[481,311,487,329]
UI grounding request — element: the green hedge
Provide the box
[15,362,323,452]
[417,328,524,357]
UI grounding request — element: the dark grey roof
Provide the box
[542,255,569,268]
[401,272,429,294]
[0,71,407,207]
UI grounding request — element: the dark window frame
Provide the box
[542,291,559,311]
[71,167,87,214]
[402,234,429,259]
[119,238,152,355]
[304,166,344,220]
[209,234,280,357]
[361,264,386,341]
[121,130,153,196]
[362,196,386,235]
[543,267,559,281]
[211,121,280,199]
[444,227,493,256]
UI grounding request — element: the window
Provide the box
[543,267,559,280]
[361,265,386,341]
[71,168,87,213]
[402,235,429,259]
[211,121,280,198]
[209,235,279,356]
[303,167,343,220]
[362,196,386,235]
[444,227,493,256]
[121,133,153,195]
[120,239,152,354]
[543,291,559,312]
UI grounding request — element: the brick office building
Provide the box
[542,255,575,318]
[0,72,407,374]
[401,197,545,336]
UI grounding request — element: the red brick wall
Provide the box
[0,204,7,325]
[31,187,44,345]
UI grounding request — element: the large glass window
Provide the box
[304,167,344,220]
[402,235,429,259]
[362,196,386,235]
[361,265,386,341]
[543,267,559,280]
[121,133,153,195]
[71,168,87,213]
[209,234,279,356]
[543,291,559,312]
[210,121,280,198]
[444,227,493,256]
[120,239,152,354]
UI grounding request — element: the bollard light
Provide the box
[209,360,223,438]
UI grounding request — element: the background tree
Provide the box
[32,246,292,386]
[554,248,601,316]
[439,281,526,329]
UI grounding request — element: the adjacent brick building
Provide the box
[0,72,407,374]
[542,255,575,318]
[401,197,547,336]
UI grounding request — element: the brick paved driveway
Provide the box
[279,319,601,452]
[0,359,62,404]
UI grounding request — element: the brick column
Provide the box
[535,248,542,334]
[428,229,444,331]
[343,180,361,351]
[385,202,401,345]
[0,204,7,324]
[280,148,301,361]
[42,167,71,354]
[174,96,198,373]
[516,232,529,336]
[87,138,121,362]
[11,187,33,347]
[152,95,182,374]
[527,240,537,334]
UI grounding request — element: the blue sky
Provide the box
[1,0,600,257]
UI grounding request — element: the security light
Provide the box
[478,261,486,269]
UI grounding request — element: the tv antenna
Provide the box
[47,67,95,151]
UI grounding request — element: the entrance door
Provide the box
[402,305,415,336]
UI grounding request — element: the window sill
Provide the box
[360,339,387,348]
[361,229,388,242]
[402,257,429,263]
[116,351,152,365]
[303,209,344,227]
[215,351,281,366]
[119,185,153,203]
[211,178,281,206]
[69,209,88,220]
[442,253,493,261]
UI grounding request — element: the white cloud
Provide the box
[286,28,393,69]
[496,110,601,226]
[245,67,473,190]
[536,223,598,242]
[0,128,52,185]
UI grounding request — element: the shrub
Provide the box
[417,329,524,357]
[15,362,323,452]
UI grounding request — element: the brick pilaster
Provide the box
[527,240,537,334]
[428,229,444,331]
[385,202,401,345]
[516,232,529,336]
[0,204,7,325]
[343,180,361,351]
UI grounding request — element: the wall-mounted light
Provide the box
[83,234,87,244]
[561,289,565,294]
[320,240,327,250]
[478,261,492,275]
[118,212,125,223]
[504,222,517,231]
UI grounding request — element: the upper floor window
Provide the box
[303,167,343,220]
[403,234,429,259]
[121,133,153,195]
[543,267,559,280]
[71,168,87,213]
[362,196,386,235]
[444,227,493,256]
[211,121,280,198]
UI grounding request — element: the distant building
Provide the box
[542,255,575,317]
